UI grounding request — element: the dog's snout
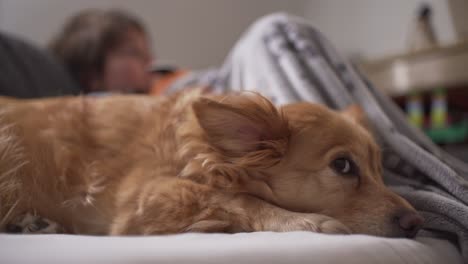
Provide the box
[395,210,424,238]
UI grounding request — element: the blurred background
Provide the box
[1,0,468,158]
[0,0,461,68]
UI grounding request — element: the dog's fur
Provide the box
[0,89,420,236]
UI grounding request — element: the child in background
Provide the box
[49,9,153,94]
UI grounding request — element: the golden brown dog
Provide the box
[0,89,423,237]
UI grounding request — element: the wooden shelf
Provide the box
[359,42,468,96]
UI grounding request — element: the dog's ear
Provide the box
[341,104,370,130]
[193,96,290,168]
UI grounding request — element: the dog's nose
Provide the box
[396,210,424,238]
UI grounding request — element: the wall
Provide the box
[0,0,308,69]
[0,0,459,67]
[448,0,468,39]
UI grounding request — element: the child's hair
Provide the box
[49,9,148,92]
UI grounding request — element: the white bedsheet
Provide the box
[0,232,462,264]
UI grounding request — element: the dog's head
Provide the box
[192,94,423,238]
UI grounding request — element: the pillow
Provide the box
[0,32,80,98]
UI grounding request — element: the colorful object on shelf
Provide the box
[430,88,448,129]
[406,92,424,128]
[425,88,468,144]
[426,120,468,144]
[404,87,468,144]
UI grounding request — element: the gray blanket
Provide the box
[168,13,468,261]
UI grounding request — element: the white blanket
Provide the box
[0,232,462,264]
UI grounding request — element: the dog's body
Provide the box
[0,90,423,237]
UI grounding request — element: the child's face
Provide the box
[100,29,153,93]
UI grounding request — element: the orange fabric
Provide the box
[150,70,188,96]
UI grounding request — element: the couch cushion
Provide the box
[0,32,80,98]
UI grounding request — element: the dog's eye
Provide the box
[331,157,358,176]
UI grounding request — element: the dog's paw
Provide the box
[275,213,351,234]
[5,213,63,234]
[315,217,351,234]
